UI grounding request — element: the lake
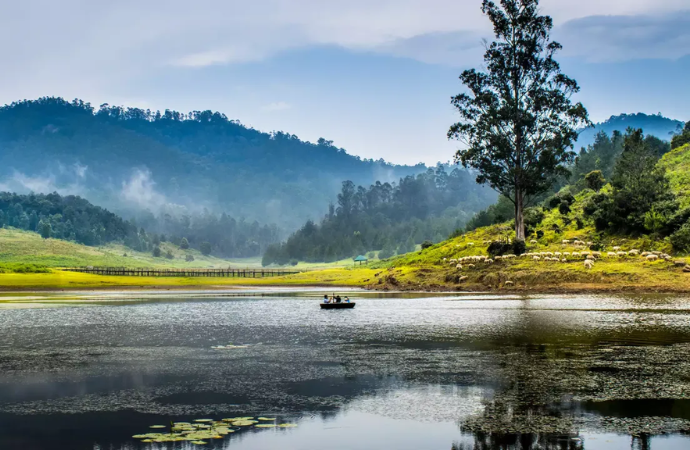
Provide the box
[1,290,690,449]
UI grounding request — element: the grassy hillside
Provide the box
[659,143,690,207]
[0,228,235,269]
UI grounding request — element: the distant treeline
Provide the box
[0,97,426,231]
[0,191,281,258]
[0,192,135,245]
[262,167,495,265]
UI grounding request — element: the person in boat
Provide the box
[344,296,350,303]
[335,295,342,303]
[323,294,330,304]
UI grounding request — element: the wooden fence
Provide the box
[61,267,303,278]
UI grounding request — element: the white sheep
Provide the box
[646,255,659,262]
[530,239,538,244]
[468,243,475,247]
[629,249,640,256]
[584,260,594,269]
[533,256,541,261]
[607,252,616,257]
[486,259,494,264]
[456,264,463,270]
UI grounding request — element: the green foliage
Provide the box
[584,170,606,192]
[577,113,683,151]
[378,241,396,260]
[584,129,676,234]
[558,202,571,215]
[185,254,195,262]
[165,250,174,260]
[671,121,690,150]
[512,239,527,256]
[179,237,190,250]
[262,167,493,264]
[465,196,515,231]
[199,242,212,256]
[0,263,51,274]
[487,240,512,257]
[448,0,590,239]
[289,259,299,267]
[670,223,690,253]
[659,143,690,208]
[39,220,51,239]
[152,246,161,258]
[421,240,434,250]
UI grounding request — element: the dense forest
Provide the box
[261,166,495,265]
[0,97,425,231]
[0,191,281,258]
[0,192,136,246]
[463,121,690,249]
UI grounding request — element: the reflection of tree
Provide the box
[451,431,585,449]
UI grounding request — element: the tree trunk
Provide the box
[515,190,525,241]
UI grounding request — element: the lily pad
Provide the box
[279,423,298,428]
[191,441,207,445]
[258,417,276,421]
[255,424,277,428]
[149,425,166,429]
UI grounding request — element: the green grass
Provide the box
[0,228,240,268]
[659,143,690,208]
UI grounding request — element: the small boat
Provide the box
[320,302,356,309]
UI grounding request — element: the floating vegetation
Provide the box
[131,416,297,445]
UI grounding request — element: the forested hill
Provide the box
[0,97,427,231]
[577,113,683,149]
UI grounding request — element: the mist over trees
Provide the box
[261,166,495,265]
[0,97,426,232]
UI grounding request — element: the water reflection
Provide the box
[1,292,690,449]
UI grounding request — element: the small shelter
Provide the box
[353,255,369,266]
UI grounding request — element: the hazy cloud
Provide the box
[120,169,167,210]
[557,11,690,62]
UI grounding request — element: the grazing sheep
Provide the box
[586,255,595,260]
[652,251,662,256]
[592,251,602,259]
[674,260,687,267]
[486,259,494,264]
[495,255,503,260]
[646,255,659,262]
[641,252,651,257]
[533,256,541,261]
[572,252,581,258]
[459,276,469,282]
[617,251,628,257]
[530,239,538,244]
[450,259,458,264]
[584,260,594,269]
[468,243,475,247]
[504,281,514,286]
[587,242,594,246]
[456,264,463,270]
[607,252,616,257]
[468,264,476,268]
[554,252,562,257]
[562,240,570,245]
[629,249,640,256]
[613,246,621,251]
[563,252,571,257]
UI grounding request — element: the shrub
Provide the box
[180,237,190,250]
[585,170,606,191]
[487,240,512,257]
[152,246,161,257]
[289,259,299,266]
[200,242,212,256]
[165,250,174,259]
[536,230,544,239]
[558,202,571,215]
[512,239,526,256]
[421,240,434,250]
[185,254,195,262]
[575,217,585,230]
[670,223,690,253]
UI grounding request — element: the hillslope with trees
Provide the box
[0,97,426,233]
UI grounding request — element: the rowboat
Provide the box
[320,302,356,309]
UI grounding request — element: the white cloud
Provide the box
[261,101,292,112]
[120,168,167,210]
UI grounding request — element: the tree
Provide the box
[39,221,51,239]
[152,246,161,257]
[584,170,606,192]
[179,237,190,249]
[165,250,174,259]
[200,241,212,256]
[671,121,690,150]
[448,0,590,240]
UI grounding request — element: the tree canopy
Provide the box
[449,0,590,240]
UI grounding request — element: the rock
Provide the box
[504,281,514,286]
[459,276,469,282]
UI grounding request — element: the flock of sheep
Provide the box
[443,238,679,271]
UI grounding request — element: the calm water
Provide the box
[1,291,690,449]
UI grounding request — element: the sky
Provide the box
[0,0,689,165]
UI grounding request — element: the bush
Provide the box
[152,246,161,257]
[585,170,606,191]
[512,239,526,256]
[180,237,190,250]
[575,217,585,230]
[670,223,690,253]
[536,230,544,239]
[185,254,195,262]
[421,240,434,250]
[558,202,571,215]
[165,250,174,259]
[289,259,299,266]
[200,242,212,256]
[487,240,512,257]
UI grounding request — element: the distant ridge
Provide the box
[577,113,683,149]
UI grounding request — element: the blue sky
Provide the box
[0,0,688,165]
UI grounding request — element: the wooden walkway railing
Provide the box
[61,267,303,278]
